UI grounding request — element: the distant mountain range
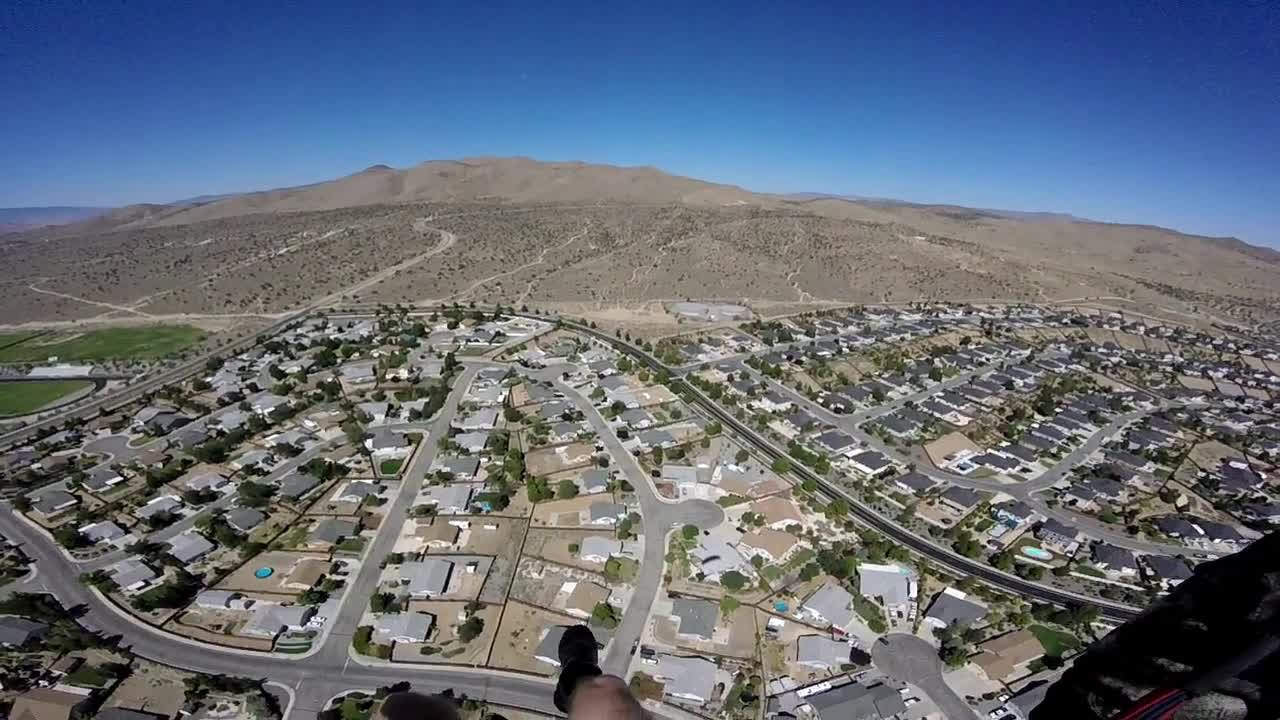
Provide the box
[0,206,110,233]
[3,156,1274,265]
[785,193,1088,223]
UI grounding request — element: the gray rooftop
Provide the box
[311,518,359,544]
[167,532,215,563]
[925,588,987,627]
[802,583,856,628]
[399,558,454,596]
[226,507,266,533]
[797,635,851,668]
[857,564,912,606]
[671,598,717,640]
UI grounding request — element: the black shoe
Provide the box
[559,624,599,667]
[554,625,601,713]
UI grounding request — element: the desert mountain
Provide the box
[3,156,1277,330]
[102,157,761,229]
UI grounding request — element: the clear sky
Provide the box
[3,1,1277,245]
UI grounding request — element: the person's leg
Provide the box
[554,625,602,712]
[554,626,645,719]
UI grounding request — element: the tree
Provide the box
[556,479,579,500]
[771,458,792,474]
[735,448,750,464]
[458,615,485,642]
[720,571,748,591]
[527,476,554,503]
[591,603,620,629]
[719,595,741,616]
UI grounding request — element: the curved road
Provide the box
[872,633,978,720]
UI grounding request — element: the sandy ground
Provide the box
[490,601,582,676]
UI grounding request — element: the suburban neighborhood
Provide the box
[2,300,1278,720]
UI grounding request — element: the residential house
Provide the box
[278,472,322,501]
[796,635,853,670]
[972,629,1045,683]
[420,485,474,514]
[333,481,382,504]
[226,507,267,534]
[109,557,158,594]
[1036,519,1081,554]
[83,466,126,494]
[1090,543,1139,579]
[799,583,856,630]
[243,603,316,638]
[564,582,611,619]
[737,528,799,564]
[0,616,49,647]
[848,450,894,478]
[374,612,435,644]
[579,536,623,563]
[748,497,804,531]
[857,563,914,617]
[431,456,480,480]
[310,518,360,546]
[651,654,718,704]
[751,390,794,413]
[891,471,936,496]
[814,430,859,457]
[167,532,216,564]
[135,495,183,521]
[588,502,626,525]
[922,587,987,629]
[32,490,79,517]
[79,520,126,545]
[938,486,983,516]
[1143,555,1194,590]
[7,688,89,720]
[397,558,455,598]
[806,682,907,720]
[366,428,411,459]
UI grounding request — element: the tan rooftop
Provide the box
[565,581,611,615]
[972,629,1044,681]
[749,496,804,526]
[739,528,798,560]
[284,557,330,590]
[415,521,460,545]
[9,688,86,720]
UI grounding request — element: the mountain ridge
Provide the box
[6,157,1275,264]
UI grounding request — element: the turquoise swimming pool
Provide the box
[254,567,275,579]
[1020,546,1054,561]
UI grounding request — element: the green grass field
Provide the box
[0,381,92,416]
[0,332,40,350]
[379,458,404,475]
[1030,624,1081,658]
[0,325,206,362]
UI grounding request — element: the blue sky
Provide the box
[3,1,1277,245]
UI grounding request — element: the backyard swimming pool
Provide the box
[1020,546,1054,561]
[254,567,275,579]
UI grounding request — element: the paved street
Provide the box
[311,365,479,668]
[556,378,723,675]
[872,633,978,720]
